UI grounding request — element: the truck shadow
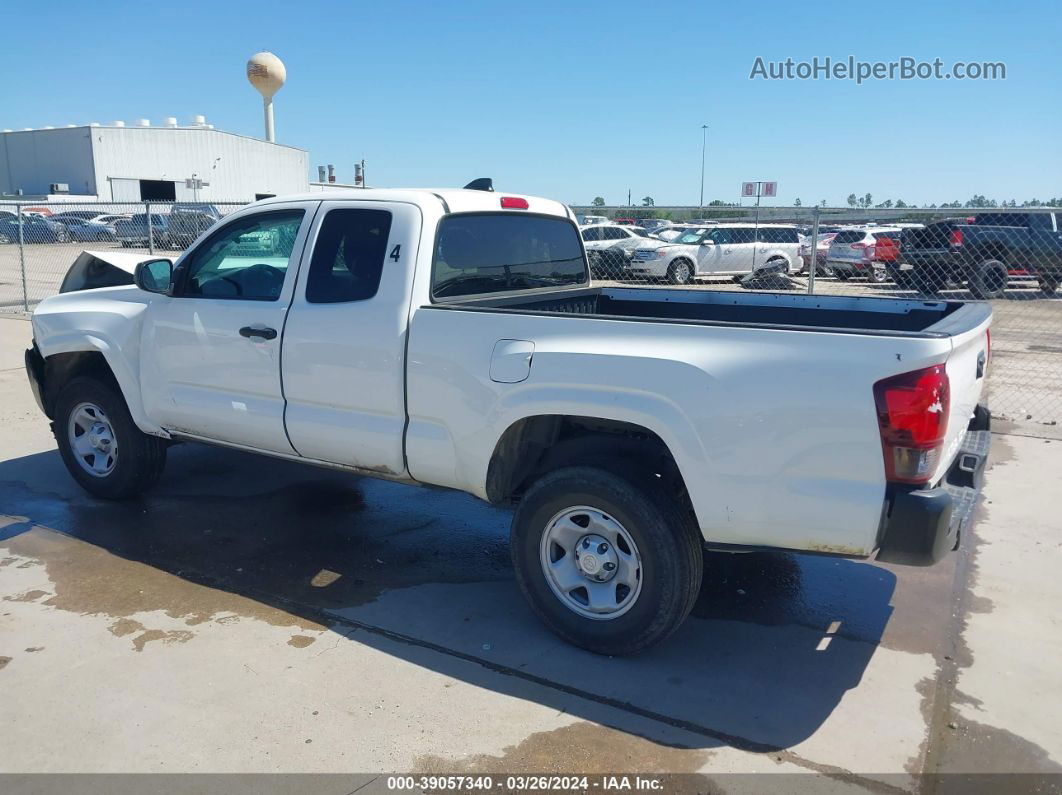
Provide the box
[0,442,897,753]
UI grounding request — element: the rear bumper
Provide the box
[875,404,991,566]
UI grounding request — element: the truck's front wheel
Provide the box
[510,466,702,656]
[55,376,167,500]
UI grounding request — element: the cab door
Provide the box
[280,200,421,474]
[139,203,315,453]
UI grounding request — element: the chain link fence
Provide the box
[1,199,1059,434]
[0,200,246,310]
[575,204,1061,434]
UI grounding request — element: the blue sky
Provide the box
[3,0,1059,206]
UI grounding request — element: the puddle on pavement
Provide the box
[1,525,324,632]
[415,721,715,779]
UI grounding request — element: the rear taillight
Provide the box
[950,228,964,247]
[873,364,950,485]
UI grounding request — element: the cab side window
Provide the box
[305,208,393,303]
[178,210,304,301]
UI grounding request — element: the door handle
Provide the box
[239,326,277,340]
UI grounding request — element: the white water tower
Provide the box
[246,51,286,142]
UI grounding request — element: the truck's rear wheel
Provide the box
[510,466,702,656]
[1038,275,1059,296]
[968,259,1009,299]
[55,376,167,500]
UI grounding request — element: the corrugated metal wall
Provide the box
[91,127,308,201]
[0,128,96,196]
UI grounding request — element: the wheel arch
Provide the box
[39,337,165,437]
[485,414,696,521]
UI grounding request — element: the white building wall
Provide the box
[90,127,308,201]
[0,128,96,196]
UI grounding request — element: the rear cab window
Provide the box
[432,213,588,299]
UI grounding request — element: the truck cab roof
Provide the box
[254,188,574,220]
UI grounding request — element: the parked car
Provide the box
[114,214,170,248]
[655,226,693,242]
[0,215,70,243]
[629,224,803,283]
[897,212,1062,297]
[639,219,671,231]
[581,224,650,277]
[26,186,992,656]
[50,216,117,243]
[613,216,637,225]
[799,232,837,274]
[167,210,222,248]
[826,227,912,283]
[50,211,114,224]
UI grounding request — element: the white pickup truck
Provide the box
[26,186,993,655]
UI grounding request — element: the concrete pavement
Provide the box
[0,315,1060,793]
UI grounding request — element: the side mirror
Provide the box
[134,258,173,294]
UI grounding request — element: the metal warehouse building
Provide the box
[0,117,309,202]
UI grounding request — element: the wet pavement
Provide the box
[1,316,1060,792]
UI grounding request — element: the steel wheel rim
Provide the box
[67,402,118,477]
[539,505,643,620]
[675,262,690,282]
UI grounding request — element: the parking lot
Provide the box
[1,311,1060,790]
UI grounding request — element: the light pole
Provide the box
[699,124,709,207]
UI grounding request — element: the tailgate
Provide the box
[933,304,992,484]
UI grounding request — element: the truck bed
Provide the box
[434,286,978,336]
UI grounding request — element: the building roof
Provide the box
[0,123,306,153]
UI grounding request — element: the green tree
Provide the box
[591,197,605,207]
[820,199,827,207]
[863,193,873,208]
[641,196,654,206]
[794,198,802,206]
[894,199,908,209]
[847,193,858,207]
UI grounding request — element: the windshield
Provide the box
[433,213,588,299]
[673,228,709,245]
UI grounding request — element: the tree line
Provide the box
[587,194,1061,209]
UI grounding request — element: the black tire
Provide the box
[510,466,703,656]
[667,258,694,285]
[54,376,167,500]
[1038,275,1059,296]
[888,267,912,289]
[868,265,889,283]
[968,259,1009,300]
[834,269,851,281]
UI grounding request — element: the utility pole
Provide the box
[699,124,709,207]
